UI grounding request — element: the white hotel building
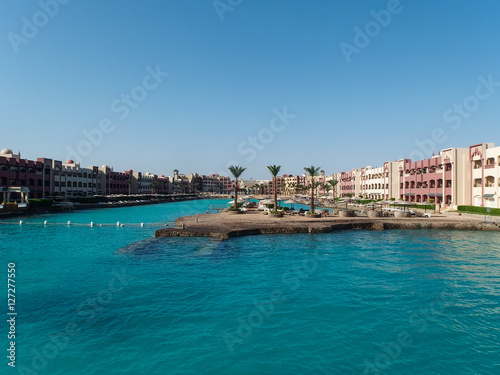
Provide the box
[469,143,500,208]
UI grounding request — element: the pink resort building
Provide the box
[398,147,469,208]
[338,169,360,198]
[469,143,500,208]
[0,149,46,199]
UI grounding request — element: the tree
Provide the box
[127,176,133,195]
[191,182,199,194]
[322,183,332,197]
[228,166,246,210]
[267,165,281,211]
[150,180,157,194]
[328,179,339,200]
[304,165,321,213]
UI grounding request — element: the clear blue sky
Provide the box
[2,0,500,179]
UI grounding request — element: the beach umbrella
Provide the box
[418,200,431,213]
[260,199,274,205]
[395,200,412,211]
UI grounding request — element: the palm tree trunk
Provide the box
[310,178,314,213]
[273,177,277,211]
[234,178,238,209]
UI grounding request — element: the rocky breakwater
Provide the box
[154,211,500,241]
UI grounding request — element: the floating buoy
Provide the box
[120,224,125,227]
[67,221,71,225]
[116,221,120,227]
[19,220,23,225]
[43,220,47,225]
[140,223,144,227]
[90,222,94,227]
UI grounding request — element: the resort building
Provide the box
[157,175,171,194]
[282,174,306,195]
[398,147,469,209]
[0,149,46,199]
[338,169,361,198]
[55,160,99,198]
[359,161,399,200]
[98,165,132,195]
[469,143,500,208]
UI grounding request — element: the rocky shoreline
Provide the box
[155,211,500,240]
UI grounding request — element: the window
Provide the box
[473,160,482,169]
[485,176,495,187]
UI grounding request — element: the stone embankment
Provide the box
[155,211,500,240]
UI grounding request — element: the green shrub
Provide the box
[457,205,500,215]
[228,206,240,211]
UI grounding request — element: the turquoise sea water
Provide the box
[1,199,500,374]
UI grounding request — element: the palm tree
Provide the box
[304,165,321,213]
[191,182,199,194]
[328,179,339,200]
[228,165,246,210]
[267,165,281,211]
[127,176,133,195]
[322,183,332,197]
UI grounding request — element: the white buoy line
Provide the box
[0,221,164,228]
